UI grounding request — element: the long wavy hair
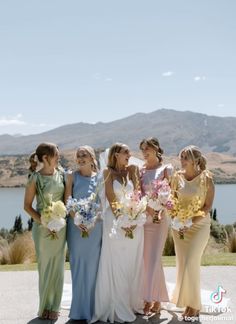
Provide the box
[139,137,164,162]
[107,143,128,169]
[179,145,207,171]
[76,145,98,172]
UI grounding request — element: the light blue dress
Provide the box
[67,171,103,320]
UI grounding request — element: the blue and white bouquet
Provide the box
[66,193,101,238]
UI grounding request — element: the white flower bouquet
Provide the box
[41,194,67,239]
[110,190,147,239]
[145,178,173,223]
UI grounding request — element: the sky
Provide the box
[0,0,235,135]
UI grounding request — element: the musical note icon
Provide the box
[210,285,226,304]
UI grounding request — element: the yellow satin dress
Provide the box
[171,170,211,310]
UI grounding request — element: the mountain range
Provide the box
[1,109,236,155]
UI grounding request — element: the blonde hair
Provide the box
[139,137,164,162]
[107,143,128,169]
[76,145,98,172]
[179,145,207,171]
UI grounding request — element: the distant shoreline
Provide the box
[1,181,236,188]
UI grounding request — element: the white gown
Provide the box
[91,179,144,323]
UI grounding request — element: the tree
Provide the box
[12,215,23,233]
[27,218,33,231]
[213,208,217,222]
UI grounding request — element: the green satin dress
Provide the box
[29,170,66,316]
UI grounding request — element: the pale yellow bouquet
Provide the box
[41,194,67,239]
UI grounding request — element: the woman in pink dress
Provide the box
[139,137,173,315]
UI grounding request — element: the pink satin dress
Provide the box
[141,164,173,303]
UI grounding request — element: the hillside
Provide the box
[0,151,236,187]
[0,109,236,155]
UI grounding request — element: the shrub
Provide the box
[227,229,236,253]
[210,220,227,243]
[0,238,10,264]
[0,231,35,265]
[224,224,234,236]
[163,229,175,256]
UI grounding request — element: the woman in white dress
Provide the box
[92,143,144,323]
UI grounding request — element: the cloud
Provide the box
[217,104,225,108]
[0,115,26,126]
[194,76,206,82]
[92,73,101,80]
[93,73,112,82]
[0,114,58,136]
[162,71,174,77]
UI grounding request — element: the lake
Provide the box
[0,185,235,230]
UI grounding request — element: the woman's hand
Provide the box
[121,225,136,239]
[78,224,88,232]
[192,215,205,224]
[146,206,155,217]
[179,226,188,235]
[146,205,164,223]
[121,225,136,234]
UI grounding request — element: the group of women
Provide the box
[24,137,214,322]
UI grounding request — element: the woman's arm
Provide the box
[129,164,141,191]
[64,172,75,218]
[192,176,215,223]
[103,169,119,217]
[24,180,41,224]
[64,173,73,204]
[164,164,174,183]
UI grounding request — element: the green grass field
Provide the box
[0,253,235,271]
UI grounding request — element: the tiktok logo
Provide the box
[210,285,226,304]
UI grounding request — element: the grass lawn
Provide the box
[0,253,235,271]
[162,253,236,266]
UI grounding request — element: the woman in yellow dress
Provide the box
[171,145,214,320]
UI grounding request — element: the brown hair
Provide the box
[139,137,164,162]
[28,152,37,172]
[179,145,207,171]
[35,142,58,163]
[76,145,98,172]
[107,143,128,169]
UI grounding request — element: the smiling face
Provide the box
[76,149,93,168]
[180,151,194,171]
[115,145,131,168]
[140,143,157,161]
[46,148,60,168]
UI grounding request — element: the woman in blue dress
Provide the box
[65,145,103,321]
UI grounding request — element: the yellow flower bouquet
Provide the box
[171,195,205,239]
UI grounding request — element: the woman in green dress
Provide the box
[24,142,66,320]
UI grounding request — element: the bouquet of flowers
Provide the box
[171,195,205,239]
[66,193,100,238]
[109,190,147,239]
[145,178,173,223]
[41,194,67,239]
